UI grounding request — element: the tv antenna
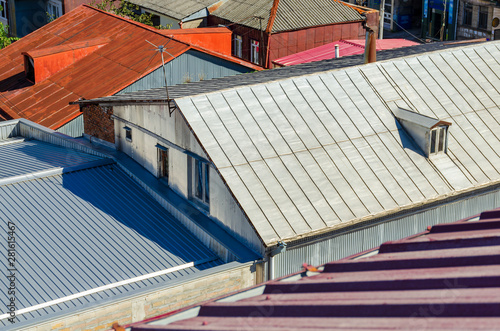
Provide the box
[146,37,177,116]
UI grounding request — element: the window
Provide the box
[24,55,35,82]
[0,0,6,19]
[124,126,132,142]
[192,158,209,206]
[478,7,488,30]
[233,34,242,58]
[46,0,62,21]
[463,3,473,26]
[430,126,447,154]
[250,39,259,65]
[157,145,168,182]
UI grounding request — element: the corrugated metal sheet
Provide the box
[128,0,217,20]
[274,186,500,278]
[136,209,500,330]
[117,49,252,95]
[0,5,256,131]
[0,139,103,179]
[0,156,222,329]
[55,114,84,137]
[171,42,500,245]
[82,41,476,104]
[211,0,364,32]
[0,121,19,140]
[273,39,419,66]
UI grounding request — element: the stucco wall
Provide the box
[112,104,264,256]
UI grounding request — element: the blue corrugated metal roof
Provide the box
[0,139,223,329]
[0,139,103,180]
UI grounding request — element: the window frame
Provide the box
[46,0,63,20]
[233,34,242,58]
[157,144,169,183]
[463,3,473,26]
[0,0,7,19]
[250,39,260,65]
[191,158,210,207]
[429,125,448,155]
[124,126,132,142]
[478,6,488,30]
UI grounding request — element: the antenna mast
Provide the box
[146,38,177,116]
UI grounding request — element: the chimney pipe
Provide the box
[364,29,376,64]
[335,44,339,58]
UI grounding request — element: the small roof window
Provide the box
[394,107,451,157]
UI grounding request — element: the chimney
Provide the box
[335,44,339,58]
[364,28,376,64]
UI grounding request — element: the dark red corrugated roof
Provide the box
[131,209,500,330]
[0,5,260,130]
[273,39,419,66]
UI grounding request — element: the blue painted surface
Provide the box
[0,138,223,329]
[13,0,47,37]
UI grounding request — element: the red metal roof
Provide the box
[0,5,260,129]
[273,39,419,67]
[130,209,500,330]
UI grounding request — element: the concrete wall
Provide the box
[457,0,494,39]
[28,262,256,331]
[112,104,264,256]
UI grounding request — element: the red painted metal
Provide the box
[0,5,258,130]
[273,38,419,66]
[130,208,500,330]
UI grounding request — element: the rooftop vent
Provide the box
[394,107,451,157]
[22,37,110,83]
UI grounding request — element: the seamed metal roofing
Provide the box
[80,40,500,247]
[82,40,479,104]
[0,138,223,329]
[171,41,500,245]
[0,5,258,131]
[210,0,365,33]
[131,209,500,330]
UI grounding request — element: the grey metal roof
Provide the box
[210,0,364,32]
[128,0,218,19]
[0,139,223,329]
[171,41,500,245]
[0,139,103,180]
[394,107,444,129]
[80,41,482,105]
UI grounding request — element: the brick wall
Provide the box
[82,104,115,144]
[29,263,256,331]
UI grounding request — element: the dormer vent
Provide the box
[22,37,110,83]
[394,107,451,157]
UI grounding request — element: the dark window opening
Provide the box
[124,127,132,141]
[463,4,473,26]
[192,158,210,206]
[157,145,169,182]
[478,7,488,30]
[24,55,35,82]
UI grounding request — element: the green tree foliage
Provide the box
[90,0,169,29]
[0,5,19,49]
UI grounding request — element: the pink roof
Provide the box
[273,39,420,66]
[128,208,500,330]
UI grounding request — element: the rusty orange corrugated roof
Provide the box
[0,5,258,130]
